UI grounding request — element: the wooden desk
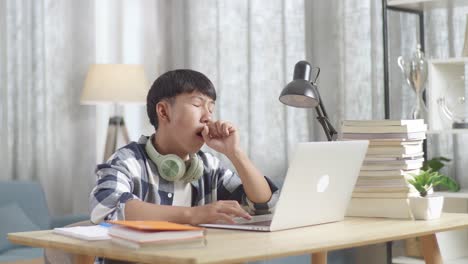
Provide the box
[9,213,468,264]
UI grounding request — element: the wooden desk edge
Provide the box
[4,230,454,264]
[8,216,468,264]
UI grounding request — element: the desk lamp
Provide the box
[81,64,149,161]
[279,60,338,141]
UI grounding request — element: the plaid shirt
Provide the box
[89,135,279,224]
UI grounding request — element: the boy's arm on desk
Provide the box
[124,199,251,225]
[124,200,193,224]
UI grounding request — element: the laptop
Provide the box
[199,140,369,232]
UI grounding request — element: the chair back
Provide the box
[0,181,50,230]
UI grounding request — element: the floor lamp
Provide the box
[80,64,149,161]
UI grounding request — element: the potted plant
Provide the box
[408,157,460,220]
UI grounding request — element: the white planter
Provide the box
[409,195,444,220]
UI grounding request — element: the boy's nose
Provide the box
[201,113,211,124]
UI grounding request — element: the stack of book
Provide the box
[342,119,427,219]
[108,220,206,249]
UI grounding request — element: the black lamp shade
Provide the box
[279,80,319,108]
[279,60,320,108]
[279,60,337,141]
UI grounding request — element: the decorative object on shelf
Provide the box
[436,75,468,128]
[408,157,459,220]
[397,44,428,121]
[463,14,468,57]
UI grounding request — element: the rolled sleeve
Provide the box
[215,163,280,215]
[242,177,279,215]
[89,162,140,224]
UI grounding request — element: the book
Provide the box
[366,145,423,155]
[353,186,414,193]
[343,137,424,142]
[342,119,425,127]
[358,176,411,181]
[111,233,206,249]
[346,198,413,219]
[364,152,424,162]
[359,169,420,177]
[356,177,413,187]
[358,174,416,180]
[351,192,419,198]
[342,132,426,140]
[108,220,203,231]
[363,158,424,166]
[109,225,204,245]
[342,124,427,134]
[107,221,205,247]
[360,162,423,171]
[364,152,424,159]
[368,140,423,147]
[53,225,111,241]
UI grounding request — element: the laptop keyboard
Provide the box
[238,220,272,226]
[234,214,273,226]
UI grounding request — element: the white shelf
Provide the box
[429,57,468,65]
[427,57,467,131]
[387,0,468,11]
[436,189,468,198]
[392,256,424,264]
[427,129,468,134]
[393,256,468,264]
[447,258,468,264]
[390,4,468,264]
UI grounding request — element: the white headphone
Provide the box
[145,136,203,182]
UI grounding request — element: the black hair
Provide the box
[147,69,217,130]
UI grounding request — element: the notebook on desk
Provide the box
[199,140,369,232]
[53,225,111,240]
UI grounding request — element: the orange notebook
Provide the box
[108,220,203,231]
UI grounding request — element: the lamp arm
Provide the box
[314,85,338,141]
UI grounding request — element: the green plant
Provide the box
[422,156,451,172]
[408,156,460,197]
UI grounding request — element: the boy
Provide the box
[89,69,279,226]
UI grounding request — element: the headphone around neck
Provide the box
[145,136,204,183]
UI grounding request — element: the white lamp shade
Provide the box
[80,64,149,104]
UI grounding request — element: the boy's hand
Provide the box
[202,120,240,156]
[188,200,252,225]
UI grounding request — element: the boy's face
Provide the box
[162,91,215,154]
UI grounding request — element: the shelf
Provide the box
[392,256,424,264]
[436,189,468,198]
[393,256,468,264]
[427,58,467,131]
[427,129,468,134]
[429,57,468,65]
[387,0,468,12]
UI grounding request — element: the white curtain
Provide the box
[181,0,311,183]
[0,0,311,216]
[0,0,96,215]
[305,1,386,122]
[100,0,312,185]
